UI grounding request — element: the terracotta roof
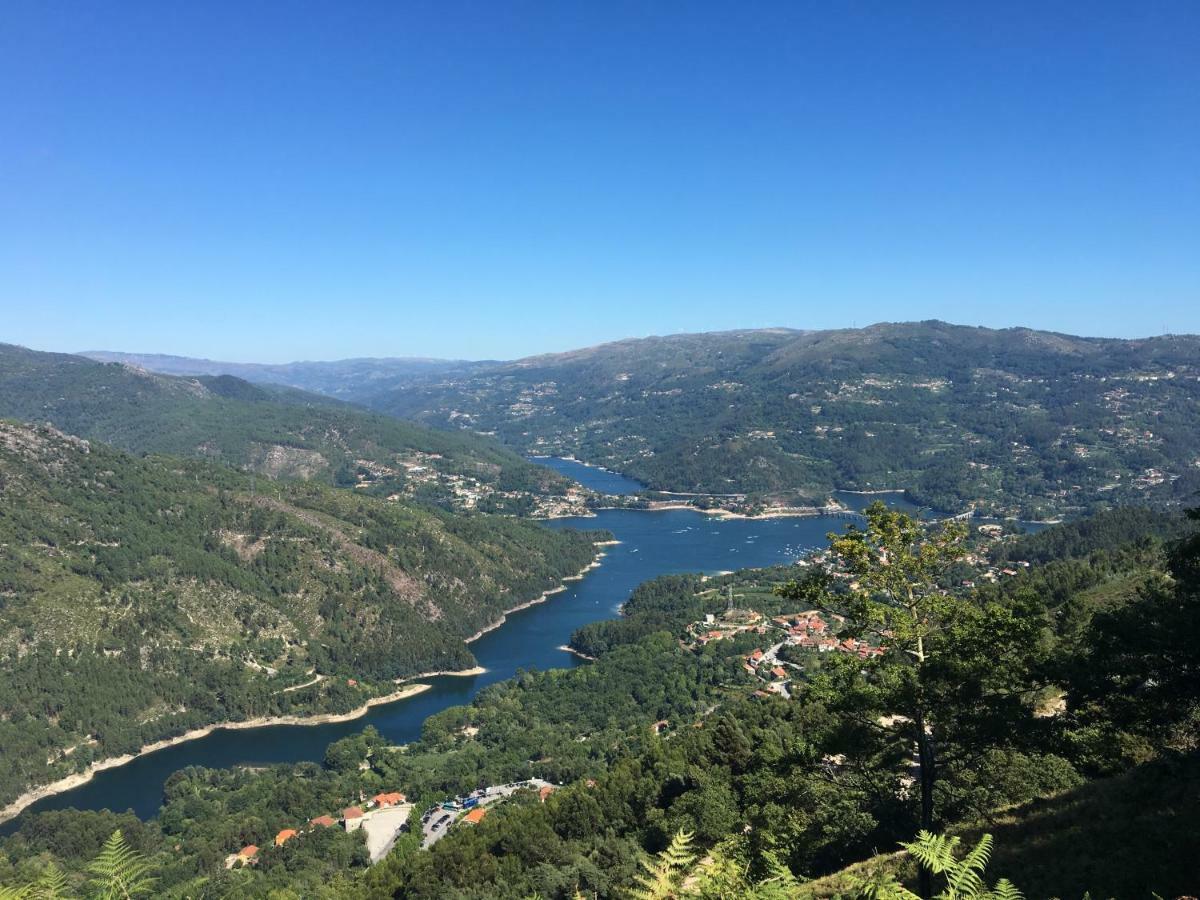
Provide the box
[539,785,556,801]
[309,815,337,828]
[463,807,488,824]
[274,829,297,847]
[373,791,406,807]
[238,845,259,859]
[343,806,364,819]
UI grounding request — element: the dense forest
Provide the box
[4,505,1196,897]
[0,343,571,508]
[0,421,602,812]
[357,322,1200,518]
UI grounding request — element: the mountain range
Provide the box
[84,322,1200,518]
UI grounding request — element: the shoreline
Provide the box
[1,548,615,828]
[640,502,824,520]
[0,683,435,827]
[558,644,597,662]
[464,547,609,644]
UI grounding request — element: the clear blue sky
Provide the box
[2,1,1197,362]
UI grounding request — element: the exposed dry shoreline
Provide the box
[557,644,597,662]
[465,545,612,643]
[639,502,825,520]
[1,548,614,827]
[0,683,436,827]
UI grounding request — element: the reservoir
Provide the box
[4,459,852,829]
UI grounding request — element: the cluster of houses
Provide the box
[688,607,767,647]
[345,449,591,518]
[742,647,793,697]
[227,790,408,869]
[774,611,885,660]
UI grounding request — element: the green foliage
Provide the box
[84,831,155,900]
[0,422,600,810]
[628,829,695,899]
[851,833,1021,900]
[0,831,153,900]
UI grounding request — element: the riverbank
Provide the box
[558,645,597,662]
[641,501,825,519]
[0,683,435,827]
[465,545,611,644]
[1,547,616,828]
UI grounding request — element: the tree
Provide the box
[1068,507,1200,750]
[777,502,968,896]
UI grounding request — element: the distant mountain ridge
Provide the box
[0,343,571,511]
[79,350,483,399]
[355,321,1200,518]
[73,322,1200,517]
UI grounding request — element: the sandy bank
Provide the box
[558,645,597,662]
[465,547,609,643]
[0,683,434,827]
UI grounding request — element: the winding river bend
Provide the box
[6,460,858,830]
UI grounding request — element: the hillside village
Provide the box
[684,525,1035,699]
[343,450,593,517]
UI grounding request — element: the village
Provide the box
[683,524,1036,699]
[226,779,558,870]
[344,450,592,517]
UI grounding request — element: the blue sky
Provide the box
[2,1,1197,362]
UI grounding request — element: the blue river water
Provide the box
[1,461,858,830]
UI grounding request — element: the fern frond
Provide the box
[989,878,1024,900]
[27,862,72,900]
[629,830,695,899]
[85,830,156,900]
[903,831,959,875]
[0,886,30,900]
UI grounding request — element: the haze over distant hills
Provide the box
[79,350,482,399]
[79,322,1200,518]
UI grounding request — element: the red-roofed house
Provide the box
[309,815,337,828]
[343,806,364,832]
[771,666,788,680]
[463,807,488,825]
[372,791,406,808]
[539,785,556,803]
[237,845,259,865]
[274,829,297,847]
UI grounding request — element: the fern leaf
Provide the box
[629,831,695,900]
[85,830,156,900]
[989,878,1024,900]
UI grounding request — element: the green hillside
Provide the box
[364,322,1200,517]
[0,421,601,811]
[0,343,573,514]
[6,504,1195,898]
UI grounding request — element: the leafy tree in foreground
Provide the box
[777,502,968,895]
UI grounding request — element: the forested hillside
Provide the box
[4,505,1195,898]
[0,344,571,513]
[362,322,1200,518]
[0,421,601,812]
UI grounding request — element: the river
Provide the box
[3,460,855,830]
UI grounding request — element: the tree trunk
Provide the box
[915,706,936,899]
